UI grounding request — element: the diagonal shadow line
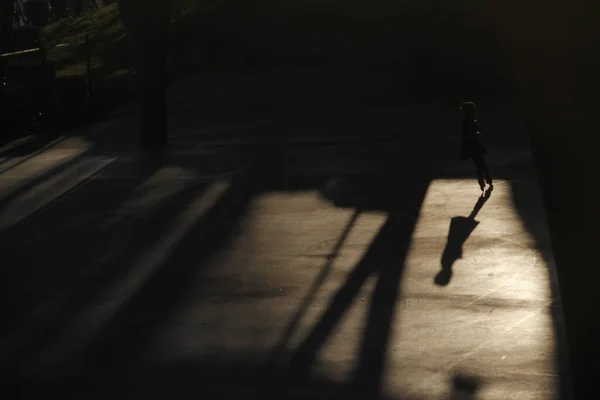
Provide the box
[286,180,429,394]
[286,220,384,375]
[66,185,253,376]
[0,159,113,234]
[0,162,177,363]
[352,213,422,392]
[7,187,210,350]
[15,181,233,379]
[0,135,68,174]
[0,149,91,210]
[0,132,64,160]
[509,179,572,399]
[469,189,491,220]
[267,208,362,366]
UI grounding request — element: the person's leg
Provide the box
[472,156,486,190]
[479,156,493,185]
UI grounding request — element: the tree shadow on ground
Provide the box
[3,129,568,399]
[271,174,432,397]
[0,154,244,381]
[0,132,63,159]
[9,150,434,399]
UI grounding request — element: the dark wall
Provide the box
[199,0,512,97]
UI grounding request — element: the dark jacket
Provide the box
[460,117,487,160]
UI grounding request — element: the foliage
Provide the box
[26,0,513,128]
[38,0,216,121]
[23,0,50,26]
[49,0,69,20]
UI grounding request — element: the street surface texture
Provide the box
[0,80,569,399]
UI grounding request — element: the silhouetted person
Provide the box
[460,102,493,192]
[435,188,492,286]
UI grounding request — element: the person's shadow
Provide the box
[435,187,493,286]
[450,374,482,399]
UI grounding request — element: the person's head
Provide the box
[460,101,477,118]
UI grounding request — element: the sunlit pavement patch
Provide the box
[0,156,114,231]
[140,178,564,399]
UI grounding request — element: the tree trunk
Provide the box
[117,0,172,150]
[133,35,167,149]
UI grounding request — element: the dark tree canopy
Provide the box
[23,0,49,26]
[0,0,15,63]
[50,0,69,19]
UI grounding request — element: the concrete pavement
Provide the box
[0,100,570,399]
[111,174,559,400]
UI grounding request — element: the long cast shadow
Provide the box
[0,158,163,324]
[268,208,362,366]
[58,181,254,376]
[0,149,91,209]
[2,163,203,374]
[2,153,249,381]
[286,177,430,396]
[435,188,492,286]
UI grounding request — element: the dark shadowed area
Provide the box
[3,0,599,399]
